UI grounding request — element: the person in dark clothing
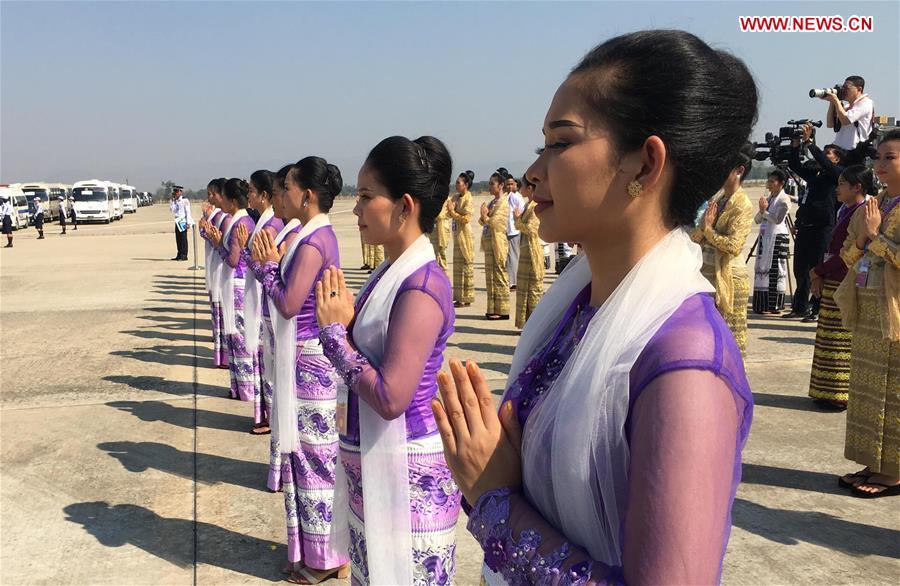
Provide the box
[786,123,845,321]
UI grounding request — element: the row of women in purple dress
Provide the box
[199,143,463,585]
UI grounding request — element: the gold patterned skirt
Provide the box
[808,279,852,403]
[844,286,900,477]
[701,264,749,358]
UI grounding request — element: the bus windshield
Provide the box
[73,188,109,202]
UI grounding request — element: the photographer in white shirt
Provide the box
[821,76,874,151]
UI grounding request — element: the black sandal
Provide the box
[851,481,900,498]
[838,468,871,489]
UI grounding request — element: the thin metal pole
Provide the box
[189,224,204,271]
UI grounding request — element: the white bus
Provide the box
[120,184,138,213]
[107,183,124,220]
[72,180,113,223]
[20,182,66,222]
[0,184,30,230]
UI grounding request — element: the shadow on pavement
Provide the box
[450,340,516,357]
[732,498,900,558]
[452,324,521,338]
[107,400,250,433]
[758,336,815,346]
[63,501,284,580]
[741,463,845,495]
[750,393,826,413]
[111,344,211,368]
[120,329,199,344]
[103,374,222,398]
[137,315,198,330]
[98,441,269,492]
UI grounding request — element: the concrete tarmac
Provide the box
[1,195,898,585]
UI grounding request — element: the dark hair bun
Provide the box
[365,135,453,234]
[290,157,342,212]
[572,30,758,225]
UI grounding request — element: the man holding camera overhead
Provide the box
[817,76,874,151]
[785,123,846,321]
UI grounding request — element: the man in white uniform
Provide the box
[169,185,194,260]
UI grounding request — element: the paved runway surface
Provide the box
[2,194,898,584]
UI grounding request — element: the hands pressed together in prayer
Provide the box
[758,196,769,213]
[235,223,250,249]
[206,224,223,247]
[432,359,523,505]
[856,198,883,250]
[251,230,284,266]
[702,201,718,232]
[480,202,490,223]
[315,267,355,328]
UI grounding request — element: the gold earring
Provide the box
[627,180,643,198]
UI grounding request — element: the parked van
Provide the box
[0,184,30,230]
[72,180,113,223]
[107,183,124,220]
[20,182,65,222]
[120,185,138,213]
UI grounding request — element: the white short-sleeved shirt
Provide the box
[506,191,526,236]
[834,95,874,150]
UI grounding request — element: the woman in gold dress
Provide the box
[429,196,450,272]
[479,170,510,320]
[691,144,754,357]
[448,171,475,306]
[514,175,544,328]
[834,131,900,497]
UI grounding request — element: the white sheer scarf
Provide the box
[339,233,435,585]
[204,208,221,294]
[218,209,248,335]
[261,218,301,379]
[206,209,226,301]
[243,206,276,353]
[269,213,330,453]
[505,228,713,568]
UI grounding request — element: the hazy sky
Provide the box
[2,0,898,192]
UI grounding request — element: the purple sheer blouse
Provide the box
[260,226,340,340]
[468,290,753,585]
[217,213,256,278]
[251,221,299,319]
[320,260,455,444]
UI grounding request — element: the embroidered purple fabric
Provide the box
[261,226,340,339]
[320,261,455,442]
[217,214,256,275]
[467,290,753,585]
[251,221,299,319]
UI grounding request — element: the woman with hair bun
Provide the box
[429,196,450,272]
[251,164,301,491]
[513,174,544,329]
[480,170,511,320]
[206,178,261,402]
[691,142,755,357]
[448,171,476,306]
[252,157,349,583]
[752,169,792,314]
[434,30,756,584]
[316,135,461,585]
[199,177,229,369]
[806,164,870,410]
[833,131,900,497]
[235,170,284,434]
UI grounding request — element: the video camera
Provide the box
[809,85,843,100]
[752,119,823,165]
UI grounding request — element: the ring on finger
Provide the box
[329,291,338,298]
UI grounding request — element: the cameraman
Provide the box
[786,123,846,321]
[822,76,874,150]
